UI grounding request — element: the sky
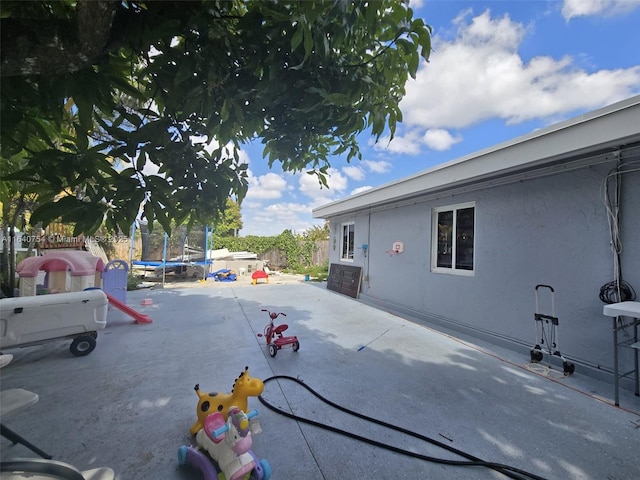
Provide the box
[236,0,640,236]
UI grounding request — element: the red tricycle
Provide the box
[257,309,300,357]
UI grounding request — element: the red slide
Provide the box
[105,293,153,324]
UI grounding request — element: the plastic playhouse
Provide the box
[14,251,151,324]
[16,250,105,296]
[0,251,151,359]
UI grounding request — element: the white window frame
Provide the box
[431,202,475,276]
[340,222,355,262]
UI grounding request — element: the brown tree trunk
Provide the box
[1,0,119,77]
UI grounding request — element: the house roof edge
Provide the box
[313,95,640,219]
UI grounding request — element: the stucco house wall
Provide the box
[315,96,640,383]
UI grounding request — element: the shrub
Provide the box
[127,273,141,291]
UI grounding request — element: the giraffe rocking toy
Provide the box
[190,366,265,435]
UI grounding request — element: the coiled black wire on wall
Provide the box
[600,157,639,305]
[599,280,636,304]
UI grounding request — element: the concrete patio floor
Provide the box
[1,279,639,479]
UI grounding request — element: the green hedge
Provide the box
[213,230,315,270]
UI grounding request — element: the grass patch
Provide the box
[284,263,329,282]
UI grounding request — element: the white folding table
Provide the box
[602,301,640,406]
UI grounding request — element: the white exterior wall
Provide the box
[327,160,640,376]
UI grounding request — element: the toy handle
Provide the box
[262,309,286,318]
[214,410,258,437]
[213,424,229,438]
[247,409,259,420]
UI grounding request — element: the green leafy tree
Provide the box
[216,199,243,237]
[303,222,330,242]
[0,150,55,294]
[1,0,432,239]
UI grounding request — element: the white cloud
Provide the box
[242,208,304,236]
[401,9,640,130]
[299,168,348,200]
[240,201,322,236]
[362,159,392,174]
[245,172,288,200]
[342,165,365,181]
[562,0,640,20]
[422,129,462,151]
[372,127,463,154]
[370,129,424,155]
[239,169,343,236]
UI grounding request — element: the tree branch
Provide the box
[344,33,405,70]
[0,0,119,77]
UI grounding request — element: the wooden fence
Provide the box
[113,237,329,269]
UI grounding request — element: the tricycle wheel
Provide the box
[268,344,277,357]
[292,340,300,352]
[70,335,96,357]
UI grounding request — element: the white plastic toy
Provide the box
[0,289,108,357]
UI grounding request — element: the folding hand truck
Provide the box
[530,285,575,375]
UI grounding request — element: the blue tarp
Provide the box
[208,269,237,282]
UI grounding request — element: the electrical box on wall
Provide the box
[392,241,404,253]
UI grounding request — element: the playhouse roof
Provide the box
[313,95,640,219]
[17,251,105,277]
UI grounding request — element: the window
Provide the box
[340,222,355,261]
[432,203,475,274]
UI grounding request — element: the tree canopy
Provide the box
[1,0,432,236]
[216,198,243,237]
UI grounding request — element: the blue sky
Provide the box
[236,0,640,236]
